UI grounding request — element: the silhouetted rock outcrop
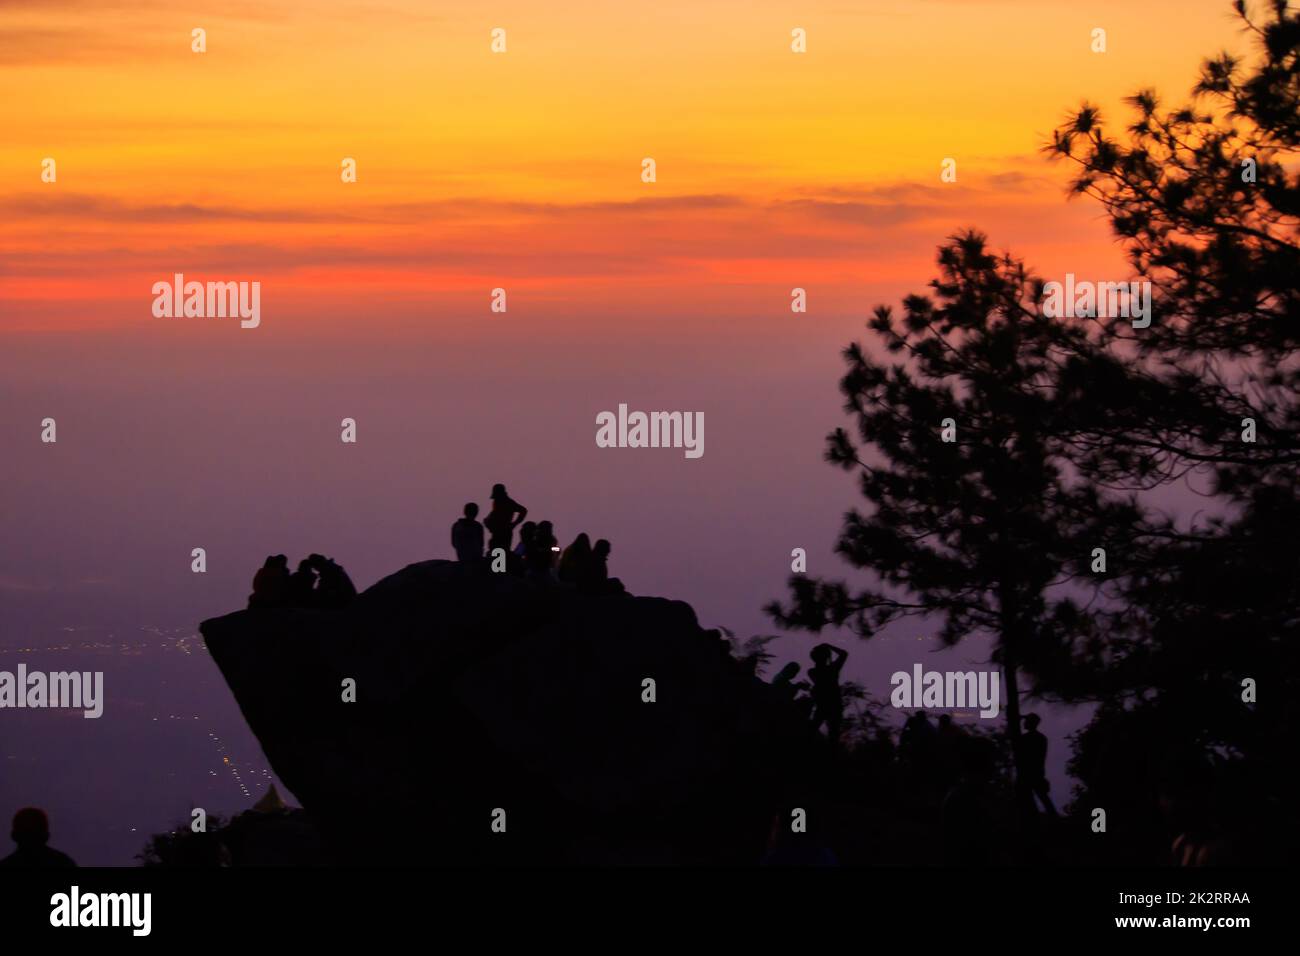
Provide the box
[201,560,807,864]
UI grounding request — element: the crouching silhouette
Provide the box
[248,554,356,609]
[309,554,356,608]
[249,555,290,609]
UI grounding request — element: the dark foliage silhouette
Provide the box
[771,1,1300,864]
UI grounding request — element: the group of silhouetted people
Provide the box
[248,553,357,610]
[899,708,1055,815]
[902,711,981,794]
[772,642,849,745]
[451,483,624,594]
[767,645,1060,863]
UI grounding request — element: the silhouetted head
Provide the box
[594,539,610,558]
[297,559,313,573]
[938,714,952,729]
[490,483,508,500]
[519,521,536,543]
[1023,713,1041,731]
[463,502,479,519]
[535,521,557,552]
[569,533,592,554]
[11,807,50,849]
[810,644,830,665]
[774,661,801,683]
[273,555,288,569]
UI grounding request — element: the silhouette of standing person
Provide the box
[484,484,527,555]
[0,808,76,868]
[1014,713,1058,817]
[451,502,485,563]
[807,643,848,745]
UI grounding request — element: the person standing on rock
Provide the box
[451,502,485,563]
[808,642,849,746]
[484,483,527,554]
[1014,713,1058,817]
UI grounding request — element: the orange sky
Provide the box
[0,5,1265,845]
[0,0,1251,334]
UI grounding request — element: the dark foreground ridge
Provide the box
[201,559,807,865]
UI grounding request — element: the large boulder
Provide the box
[200,561,807,864]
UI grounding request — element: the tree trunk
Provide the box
[997,584,1025,774]
[1003,650,1022,749]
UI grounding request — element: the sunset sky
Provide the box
[1,0,1250,333]
[0,1,1259,861]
